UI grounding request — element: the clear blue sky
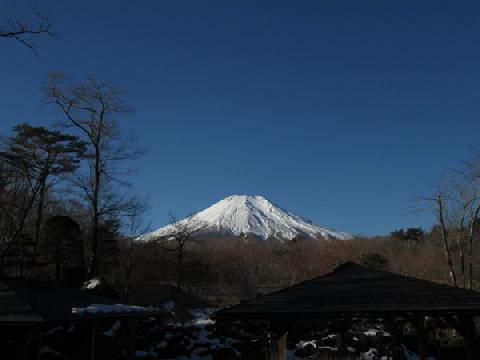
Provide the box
[1,1,479,236]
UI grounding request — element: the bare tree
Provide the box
[429,191,458,287]
[461,155,480,289]
[152,215,207,292]
[0,11,55,54]
[118,199,151,300]
[424,162,480,289]
[0,158,22,247]
[0,165,33,276]
[0,143,41,258]
[43,73,146,277]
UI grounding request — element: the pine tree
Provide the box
[0,124,86,275]
[42,215,84,281]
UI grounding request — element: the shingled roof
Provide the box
[0,279,158,324]
[218,262,480,320]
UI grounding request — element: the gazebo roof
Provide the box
[218,262,480,320]
[0,279,159,325]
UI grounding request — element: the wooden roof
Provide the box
[117,283,211,309]
[0,279,158,325]
[0,281,43,323]
[218,262,480,320]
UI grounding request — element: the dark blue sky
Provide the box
[1,1,480,235]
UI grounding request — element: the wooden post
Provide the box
[89,323,97,360]
[266,331,287,360]
[387,317,400,360]
[458,315,476,360]
[415,315,427,360]
[24,326,35,360]
[127,319,136,360]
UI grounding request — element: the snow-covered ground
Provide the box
[71,303,154,315]
[141,195,352,241]
[134,302,431,360]
[141,304,241,360]
[38,302,437,360]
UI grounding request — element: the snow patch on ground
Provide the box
[40,346,63,357]
[103,320,121,336]
[364,328,390,337]
[362,348,379,360]
[156,340,167,349]
[136,350,157,358]
[46,326,64,335]
[162,300,176,312]
[83,278,101,290]
[296,340,317,349]
[154,307,240,359]
[401,345,436,360]
[72,303,154,315]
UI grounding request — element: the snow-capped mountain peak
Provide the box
[141,195,352,241]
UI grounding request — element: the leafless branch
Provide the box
[0,12,56,55]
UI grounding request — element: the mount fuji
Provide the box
[141,195,352,241]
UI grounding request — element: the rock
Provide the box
[39,346,64,360]
[176,309,194,322]
[233,339,264,360]
[210,347,239,360]
[205,323,216,332]
[295,343,316,357]
[157,336,187,358]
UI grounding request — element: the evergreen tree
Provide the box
[97,219,121,275]
[360,252,389,271]
[42,215,84,281]
[0,124,86,275]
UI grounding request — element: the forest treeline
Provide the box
[123,227,480,303]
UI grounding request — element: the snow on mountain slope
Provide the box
[141,195,352,241]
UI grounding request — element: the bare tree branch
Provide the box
[150,214,207,291]
[0,12,56,55]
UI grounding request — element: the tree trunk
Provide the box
[177,245,184,292]
[456,233,466,288]
[467,212,479,289]
[437,197,457,286]
[468,222,474,290]
[89,142,101,278]
[123,245,134,300]
[55,236,61,281]
[415,315,427,360]
[19,241,24,278]
[458,315,477,360]
[55,259,61,281]
[460,245,466,287]
[0,189,37,277]
[32,181,46,276]
[454,226,466,287]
